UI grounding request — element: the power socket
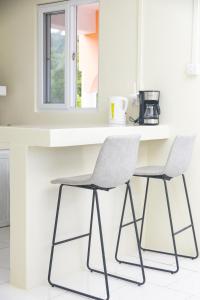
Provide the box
[186,63,200,76]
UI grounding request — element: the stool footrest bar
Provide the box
[174,225,192,236]
[50,282,107,300]
[117,259,177,274]
[122,218,143,228]
[141,247,197,259]
[54,233,90,246]
[88,267,144,285]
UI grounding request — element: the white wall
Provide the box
[142,0,200,255]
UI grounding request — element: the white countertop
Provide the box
[0,124,170,147]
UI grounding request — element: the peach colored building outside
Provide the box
[79,9,99,107]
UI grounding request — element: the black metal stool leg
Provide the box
[140,178,150,247]
[115,184,129,263]
[90,183,145,285]
[87,190,95,271]
[95,190,110,300]
[163,179,179,273]
[114,183,146,284]
[114,183,146,283]
[48,184,63,286]
[182,174,199,259]
[141,175,199,261]
[48,186,110,300]
[115,183,146,284]
[128,183,146,284]
[116,179,179,274]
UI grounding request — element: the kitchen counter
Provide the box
[0,124,169,289]
[0,124,169,147]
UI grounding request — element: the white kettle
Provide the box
[109,96,128,125]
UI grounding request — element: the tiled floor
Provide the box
[0,227,200,300]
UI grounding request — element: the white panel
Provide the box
[0,151,10,227]
[0,86,7,96]
[187,0,200,75]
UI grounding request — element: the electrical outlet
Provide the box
[186,64,200,76]
[129,93,139,106]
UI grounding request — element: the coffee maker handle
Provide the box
[157,105,161,115]
[122,97,129,112]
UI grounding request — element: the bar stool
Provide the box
[48,135,145,300]
[115,135,199,274]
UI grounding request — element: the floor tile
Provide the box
[55,291,86,300]
[110,282,190,300]
[0,226,199,300]
[113,255,182,287]
[118,252,177,272]
[0,241,9,249]
[143,269,173,287]
[0,284,37,300]
[106,260,143,283]
[0,268,9,284]
[179,257,200,272]
[167,270,200,295]
[139,251,177,266]
[0,247,10,269]
[50,270,127,299]
[30,285,65,300]
[0,227,10,243]
[186,296,200,300]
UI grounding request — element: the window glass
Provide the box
[45,12,65,104]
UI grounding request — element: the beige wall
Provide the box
[143,0,200,254]
[0,0,138,126]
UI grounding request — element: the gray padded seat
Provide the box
[135,166,165,176]
[135,135,195,178]
[52,135,141,189]
[52,174,92,186]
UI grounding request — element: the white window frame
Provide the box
[37,0,99,111]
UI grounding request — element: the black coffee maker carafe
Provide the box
[138,90,160,125]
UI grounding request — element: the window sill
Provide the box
[35,106,99,113]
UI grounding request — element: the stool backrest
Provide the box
[164,135,195,178]
[92,135,140,188]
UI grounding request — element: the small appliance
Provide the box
[109,96,128,125]
[138,90,160,125]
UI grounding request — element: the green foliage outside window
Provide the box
[50,32,65,103]
[50,31,82,107]
[76,38,82,108]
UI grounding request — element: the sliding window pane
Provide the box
[44,12,65,104]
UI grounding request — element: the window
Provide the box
[37,0,99,110]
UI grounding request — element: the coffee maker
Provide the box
[138,90,160,125]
